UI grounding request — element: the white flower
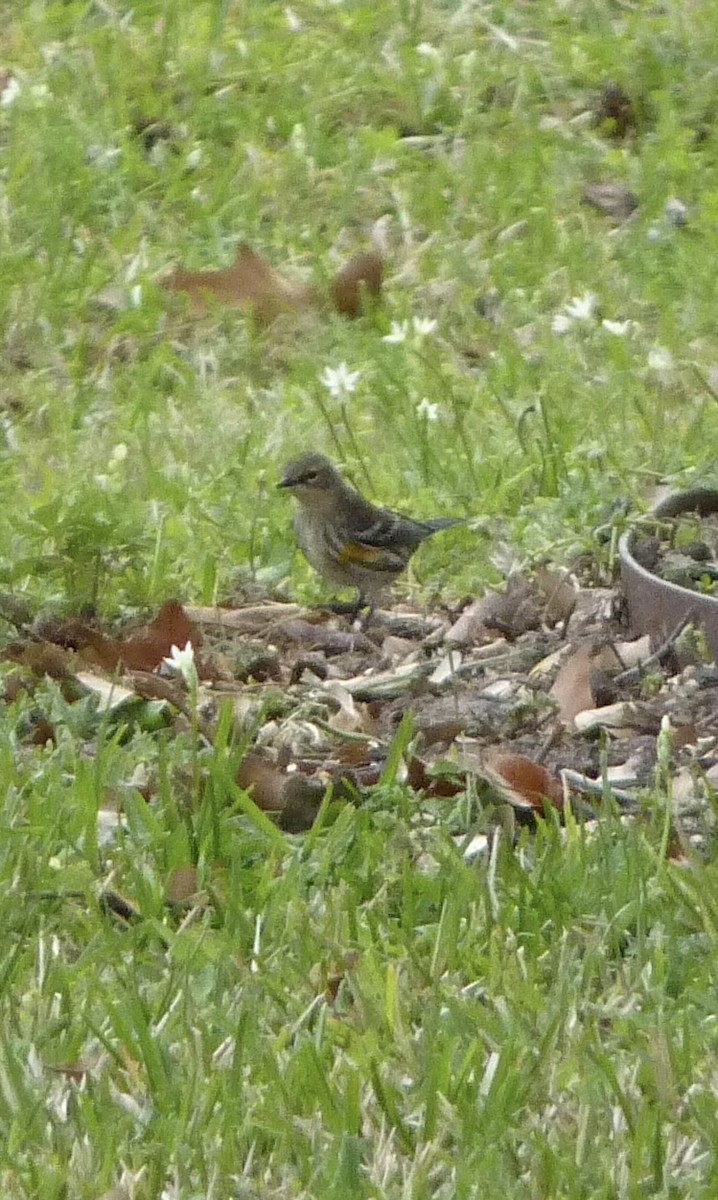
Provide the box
[382,320,409,344]
[285,6,302,30]
[109,442,128,465]
[290,122,307,156]
[412,316,438,337]
[0,77,21,107]
[551,313,573,335]
[552,291,596,334]
[383,317,437,344]
[602,319,632,336]
[416,43,441,59]
[320,362,362,398]
[163,642,197,686]
[564,292,596,321]
[647,346,675,374]
[416,398,440,421]
[185,146,202,169]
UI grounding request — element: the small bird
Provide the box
[278,451,461,607]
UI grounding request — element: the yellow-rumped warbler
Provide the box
[278,451,460,606]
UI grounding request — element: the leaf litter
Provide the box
[4,558,718,897]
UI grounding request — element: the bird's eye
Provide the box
[303,470,318,483]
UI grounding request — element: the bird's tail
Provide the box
[424,516,463,534]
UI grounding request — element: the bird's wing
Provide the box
[325,506,412,573]
[334,495,458,572]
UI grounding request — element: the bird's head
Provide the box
[277,452,341,497]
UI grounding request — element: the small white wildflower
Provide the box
[290,122,307,156]
[130,284,142,308]
[185,146,202,169]
[647,346,675,374]
[47,1078,72,1123]
[320,362,362,398]
[646,224,662,242]
[564,292,596,321]
[0,77,21,107]
[551,313,573,335]
[27,1045,43,1082]
[416,43,441,59]
[412,316,438,337]
[285,7,302,30]
[163,642,197,686]
[416,397,440,421]
[382,320,409,344]
[602,319,632,336]
[665,197,688,227]
[160,1178,180,1200]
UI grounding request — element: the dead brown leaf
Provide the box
[550,643,595,724]
[88,600,201,674]
[164,244,384,324]
[167,865,199,903]
[483,751,565,813]
[163,243,315,323]
[236,752,289,812]
[534,567,577,629]
[407,756,464,798]
[331,251,384,316]
[446,576,541,645]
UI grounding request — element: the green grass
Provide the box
[1,0,718,1194]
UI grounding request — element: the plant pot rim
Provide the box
[618,486,718,664]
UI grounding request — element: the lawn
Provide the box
[1,0,718,1196]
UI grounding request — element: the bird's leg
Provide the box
[352,593,376,625]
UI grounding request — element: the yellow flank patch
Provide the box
[338,540,391,567]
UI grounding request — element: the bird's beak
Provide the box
[277,475,292,489]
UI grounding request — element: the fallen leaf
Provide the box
[573,701,661,736]
[428,649,463,685]
[163,243,315,323]
[330,251,384,316]
[164,244,383,324]
[550,643,595,724]
[278,774,325,832]
[406,756,464,798]
[324,680,375,734]
[534,567,577,628]
[167,865,199,903]
[236,752,289,812]
[550,640,623,725]
[445,576,540,645]
[483,751,565,813]
[613,634,652,669]
[89,600,201,674]
[75,672,137,712]
[583,182,638,221]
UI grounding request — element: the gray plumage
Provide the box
[277,451,460,605]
